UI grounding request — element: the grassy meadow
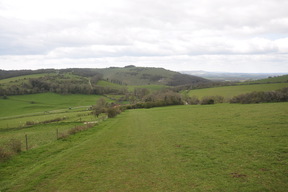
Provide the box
[0,93,104,118]
[1,103,287,191]
[0,93,108,150]
[187,83,288,100]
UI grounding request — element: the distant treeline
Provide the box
[0,68,102,80]
[0,69,56,80]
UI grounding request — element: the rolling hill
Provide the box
[0,66,209,86]
[0,66,209,96]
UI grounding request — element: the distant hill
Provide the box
[0,69,55,80]
[180,71,287,82]
[244,74,288,84]
[0,66,209,96]
[0,66,208,86]
[94,66,209,86]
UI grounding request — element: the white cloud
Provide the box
[0,0,288,72]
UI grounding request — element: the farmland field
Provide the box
[1,103,287,191]
[0,93,108,149]
[187,83,288,100]
[0,93,104,117]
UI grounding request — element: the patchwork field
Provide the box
[1,103,287,191]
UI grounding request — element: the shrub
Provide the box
[68,125,87,135]
[2,95,8,99]
[8,139,22,153]
[107,107,121,118]
[58,132,69,140]
[65,124,96,137]
[187,96,200,105]
[0,147,12,161]
[201,95,224,105]
[201,97,214,105]
[26,121,35,126]
[0,139,22,161]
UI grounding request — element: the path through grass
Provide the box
[1,103,287,191]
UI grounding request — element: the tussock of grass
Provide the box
[58,124,96,139]
[0,139,22,161]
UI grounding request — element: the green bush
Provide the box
[0,147,12,161]
[201,95,224,105]
[107,107,121,118]
[2,95,8,99]
[8,139,22,153]
[0,139,22,161]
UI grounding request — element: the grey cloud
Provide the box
[0,0,287,72]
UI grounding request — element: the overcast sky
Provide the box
[0,0,288,73]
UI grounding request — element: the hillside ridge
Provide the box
[0,66,209,96]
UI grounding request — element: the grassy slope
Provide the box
[188,83,288,100]
[1,103,287,191]
[0,93,103,117]
[97,67,177,85]
[97,80,167,93]
[0,93,110,150]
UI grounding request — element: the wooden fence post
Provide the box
[25,134,28,151]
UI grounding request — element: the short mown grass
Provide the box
[0,103,287,191]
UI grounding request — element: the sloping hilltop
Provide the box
[0,66,209,96]
[94,66,208,86]
[0,66,209,85]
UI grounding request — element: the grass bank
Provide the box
[0,103,287,191]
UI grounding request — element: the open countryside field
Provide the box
[1,103,287,191]
[0,93,104,118]
[187,83,288,101]
[0,93,108,149]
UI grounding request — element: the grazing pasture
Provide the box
[0,93,104,117]
[187,83,288,101]
[1,103,287,191]
[0,93,107,150]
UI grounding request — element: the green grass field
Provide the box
[187,83,288,100]
[0,93,109,149]
[1,103,287,191]
[0,93,105,117]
